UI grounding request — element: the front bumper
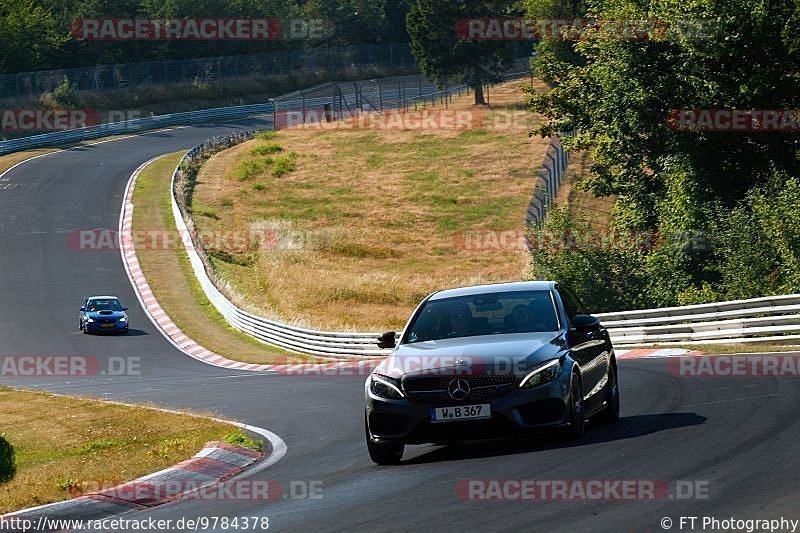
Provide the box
[365,370,572,445]
[84,321,128,333]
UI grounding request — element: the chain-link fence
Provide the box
[271,75,444,126]
[0,43,416,101]
[271,60,534,128]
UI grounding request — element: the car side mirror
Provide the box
[377,331,397,349]
[572,314,600,331]
[122,307,128,311]
[79,307,86,312]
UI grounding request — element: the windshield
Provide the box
[404,290,559,343]
[86,299,123,312]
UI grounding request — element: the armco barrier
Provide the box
[599,294,800,345]
[0,103,275,156]
[525,133,572,250]
[170,142,388,357]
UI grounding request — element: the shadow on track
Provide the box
[82,329,148,337]
[403,412,706,465]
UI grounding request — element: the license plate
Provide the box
[430,404,491,423]
[100,324,115,328]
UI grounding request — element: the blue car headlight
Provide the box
[119,316,128,323]
[519,358,563,389]
[86,317,95,323]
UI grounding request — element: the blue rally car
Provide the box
[79,296,129,334]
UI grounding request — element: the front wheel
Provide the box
[365,418,404,465]
[594,363,620,424]
[563,373,585,439]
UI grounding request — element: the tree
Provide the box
[527,0,800,307]
[524,0,585,84]
[303,0,389,46]
[0,0,66,73]
[407,0,519,104]
[530,0,800,213]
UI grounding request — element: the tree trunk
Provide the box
[473,82,485,105]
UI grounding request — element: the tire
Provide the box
[594,363,620,424]
[563,373,585,439]
[82,323,90,335]
[365,418,404,465]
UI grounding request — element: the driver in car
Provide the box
[508,304,536,332]
[445,302,473,338]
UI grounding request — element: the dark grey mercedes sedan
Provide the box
[364,281,619,464]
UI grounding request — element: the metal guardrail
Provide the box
[525,133,572,248]
[598,294,800,345]
[171,136,389,358]
[0,103,275,155]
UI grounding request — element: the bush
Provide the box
[39,78,79,109]
[270,153,298,177]
[236,159,271,181]
[250,144,283,156]
[534,169,800,311]
[0,435,15,483]
[715,171,800,299]
[529,207,649,312]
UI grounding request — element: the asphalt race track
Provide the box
[1,121,800,532]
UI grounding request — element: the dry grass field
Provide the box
[191,79,551,331]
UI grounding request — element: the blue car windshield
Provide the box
[405,290,559,344]
[87,299,123,312]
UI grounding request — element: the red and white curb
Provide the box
[119,156,379,375]
[1,442,263,528]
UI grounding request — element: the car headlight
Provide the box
[119,316,128,323]
[369,374,405,400]
[520,358,562,389]
[86,318,95,323]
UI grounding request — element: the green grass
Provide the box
[250,144,284,156]
[0,387,244,514]
[236,159,272,181]
[270,153,298,177]
[223,430,263,451]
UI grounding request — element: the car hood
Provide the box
[373,332,565,380]
[86,310,126,319]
